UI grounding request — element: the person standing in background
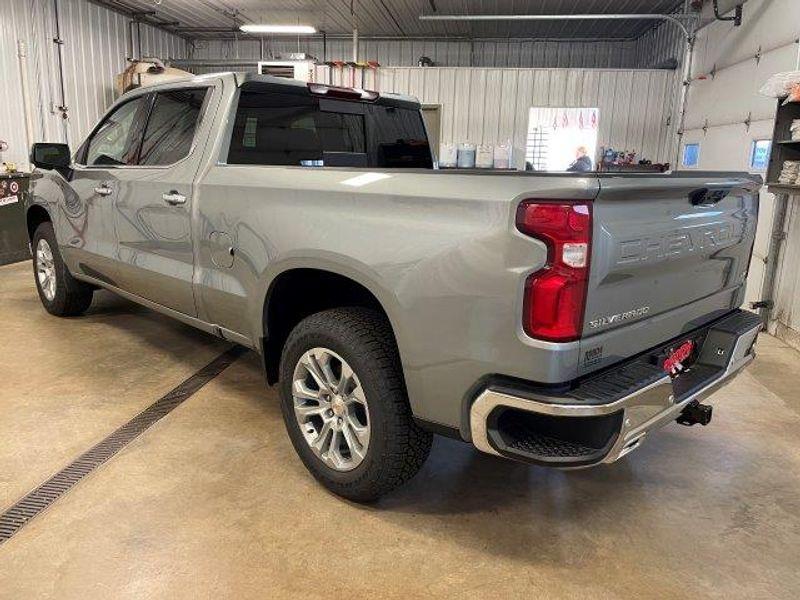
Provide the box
[567,146,593,172]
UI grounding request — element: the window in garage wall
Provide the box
[526,126,551,170]
[681,143,700,168]
[750,139,772,171]
[526,107,599,171]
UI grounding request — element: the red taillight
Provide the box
[516,201,592,342]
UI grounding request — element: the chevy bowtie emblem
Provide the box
[663,340,695,376]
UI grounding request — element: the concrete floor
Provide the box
[1,260,799,599]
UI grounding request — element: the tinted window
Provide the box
[228,90,431,169]
[84,97,146,166]
[229,92,365,166]
[139,88,208,166]
[367,104,431,168]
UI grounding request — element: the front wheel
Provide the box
[32,222,94,317]
[279,307,432,502]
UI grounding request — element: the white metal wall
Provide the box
[364,67,676,167]
[0,0,187,168]
[634,18,687,68]
[679,0,800,346]
[471,40,641,69]
[191,36,661,69]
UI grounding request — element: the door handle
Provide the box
[93,185,113,196]
[162,191,187,206]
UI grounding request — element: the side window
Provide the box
[138,88,209,166]
[681,143,700,169]
[228,91,365,166]
[84,97,147,166]
[750,139,771,171]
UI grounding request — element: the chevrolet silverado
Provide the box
[26,72,762,501]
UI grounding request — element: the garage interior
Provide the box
[1,1,800,598]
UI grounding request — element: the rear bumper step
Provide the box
[470,310,762,468]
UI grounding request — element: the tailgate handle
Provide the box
[689,187,730,206]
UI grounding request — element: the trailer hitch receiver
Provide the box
[676,400,713,427]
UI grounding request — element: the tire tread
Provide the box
[33,222,93,317]
[280,307,432,501]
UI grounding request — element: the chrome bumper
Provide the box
[470,312,761,467]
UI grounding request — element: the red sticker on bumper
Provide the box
[664,340,695,374]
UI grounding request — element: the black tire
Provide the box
[32,221,94,317]
[279,307,433,502]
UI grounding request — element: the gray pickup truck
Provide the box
[26,72,762,501]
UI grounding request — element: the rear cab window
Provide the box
[227,83,433,169]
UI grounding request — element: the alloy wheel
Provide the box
[292,347,371,471]
[36,239,57,301]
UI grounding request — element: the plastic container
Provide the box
[493,145,511,169]
[438,143,457,168]
[475,145,494,169]
[456,143,476,168]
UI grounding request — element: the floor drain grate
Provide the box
[0,345,245,545]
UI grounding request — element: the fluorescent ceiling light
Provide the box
[240,24,316,34]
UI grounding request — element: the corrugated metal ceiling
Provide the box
[96,0,685,39]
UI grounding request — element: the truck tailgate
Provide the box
[578,174,760,375]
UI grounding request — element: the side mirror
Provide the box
[31,142,71,171]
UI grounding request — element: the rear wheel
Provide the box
[279,307,432,502]
[32,222,94,317]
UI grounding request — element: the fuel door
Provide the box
[209,231,235,269]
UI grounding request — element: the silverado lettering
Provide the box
[588,306,651,329]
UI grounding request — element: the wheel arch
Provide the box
[26,204,52,242]
[259,262,404,386]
